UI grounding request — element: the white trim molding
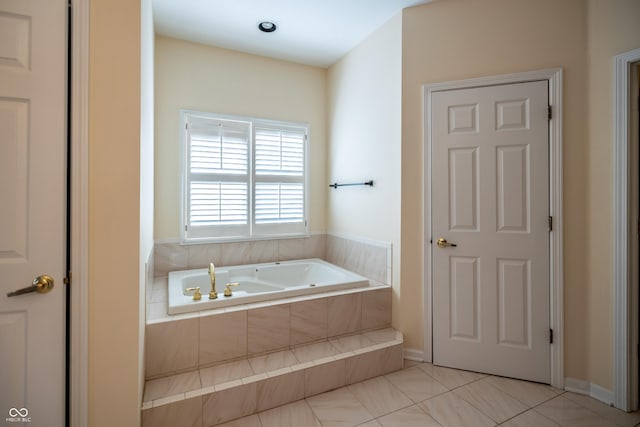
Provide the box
[423,68,564,388]
[613,47,640,412]
[70,0,89,425]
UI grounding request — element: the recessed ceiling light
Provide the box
[258,21,277,33]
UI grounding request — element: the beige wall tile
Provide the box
[290,298,328,345]
[142,396,202,427]
[220,242,252,266]
[345,350,383,385]
[248,305,290,354]
[328,293,362,337]
[189,243,221,269]
[203,382,257,426]
[251,240,279,264]
[200,311,247,366]
[362,288,392,330]
[256,371,305,412]
[155,242,189,277]
[305,359,346,397]
[145,318,199,378]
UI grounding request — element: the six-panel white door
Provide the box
[0,0,67,425]
[431,81,550,383]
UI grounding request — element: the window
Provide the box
[181,110,309,242]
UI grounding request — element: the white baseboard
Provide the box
[404,348,426,362]
[564,377,613,406]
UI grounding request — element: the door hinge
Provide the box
[547,105,552,120]
[548,216,553,231]
[550,328,553,344]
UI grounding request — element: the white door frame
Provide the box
[423,68,564,389]
[69,0,89,425]
[613,48,640,412]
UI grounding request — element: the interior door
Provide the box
[431,80,550,383]
[0,0,67,425]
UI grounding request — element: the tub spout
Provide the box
[208,263,217,299]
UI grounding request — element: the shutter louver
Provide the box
[255,128,304,176]
[190,182,248,226]
[255,183,304,224]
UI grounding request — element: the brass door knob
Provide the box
[7,275,55,297]
[436,238,457,248]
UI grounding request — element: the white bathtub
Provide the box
[167,258,369,314]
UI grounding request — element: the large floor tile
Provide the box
[454,378,528,423]
[416,363,485,390]
[563,392,640,427]
[483,375,560,407]
[347,376,413,418]
[376,404,442,427]
[384,366,448,403]
[500,409,561,427]
[258,400,322,427]
[307,387,374,427]
[419,391,496,427]
[214,414,262,427]
[534,395,618,427]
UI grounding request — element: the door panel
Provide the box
[0,0,67,425]
[432,81,550,383]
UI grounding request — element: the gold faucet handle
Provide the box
[185,287,202,301]
[223,282,239,297]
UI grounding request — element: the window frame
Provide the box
[179,110,310,244]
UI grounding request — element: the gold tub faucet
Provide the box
[224,282,239,297]
[185,287,202,301]
[208,263,217,299]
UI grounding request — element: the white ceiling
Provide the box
[153,0,430,68]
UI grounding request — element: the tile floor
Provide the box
[214,360,640,427]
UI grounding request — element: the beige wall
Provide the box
[327,14,402,308]
[154,37,328,240]
[584,0,640,389]
[401,0,640,391]
[89,0,143,425]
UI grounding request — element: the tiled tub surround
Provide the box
[153,233,392,285]
[146,234,395,425]
[146,282,392,376]
[142,328,403,426]
[144,281,397,426]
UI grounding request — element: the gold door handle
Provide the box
[436,238,457,248]
[7,275,55,297]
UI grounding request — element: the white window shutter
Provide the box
[181,111,308,242]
